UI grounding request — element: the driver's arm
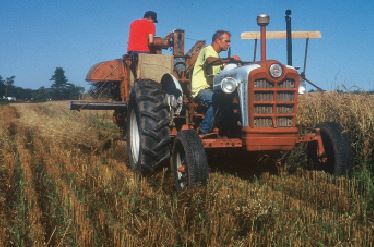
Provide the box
[206,57,226,65]
[206,55,241,66]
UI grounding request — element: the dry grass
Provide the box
[0,95,373,246]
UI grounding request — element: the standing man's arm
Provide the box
[147,21,156,49]
[148,34,154,47]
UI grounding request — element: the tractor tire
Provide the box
[170,130,209,190]
[307,122,353,176]
[126,79,171,174]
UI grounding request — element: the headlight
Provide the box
[298,79,306,95]
[221,77,239,94]
[269,63,283,78]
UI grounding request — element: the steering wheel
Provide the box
[227,58,252,66]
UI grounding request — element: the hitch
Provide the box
[70,101,127,111]
[298,128,326,161]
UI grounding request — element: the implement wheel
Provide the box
[307,122,353,176]
[126,79,171,174]
[171,130,209,190]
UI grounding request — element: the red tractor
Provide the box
[71,11,353,190]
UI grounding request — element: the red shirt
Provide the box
[127,18,156,52]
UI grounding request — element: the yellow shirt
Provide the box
[191,45,221,97]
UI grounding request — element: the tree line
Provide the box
[0,67,85,101]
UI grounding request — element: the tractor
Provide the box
[71,11,353,190]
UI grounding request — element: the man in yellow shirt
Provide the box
[192,30,240,134]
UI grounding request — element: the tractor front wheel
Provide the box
[170,130,209,190]
[307,122,353,176]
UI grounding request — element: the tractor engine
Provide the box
[214,61,300,144]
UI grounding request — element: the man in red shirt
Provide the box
[127,11,158,53]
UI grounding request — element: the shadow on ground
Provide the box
[206,149,281,180]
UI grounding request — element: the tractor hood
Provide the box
[213,63,261,93]
[213,63,260,127]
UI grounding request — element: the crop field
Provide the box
[0,92,373,246]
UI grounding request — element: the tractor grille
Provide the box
[277,104,294,113]
[278,79,295,88]
[252,78,296,128]
[277,117,293,127]
[254,117,272,127]
[255,104,272,114]
[277,91,294,101]
[254,92,273,101]
[254,79,274,88]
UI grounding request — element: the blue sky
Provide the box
[1,0,374,91]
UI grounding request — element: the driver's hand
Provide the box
[232,55,241,61]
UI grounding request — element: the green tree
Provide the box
[67,85,85,99]
[0,75,4,97]
[50,67,85,100]
[32,87,53,101]
[3,76,15,97]
[14,87,32,100]
[50,67,68,88]
[5,76,15,87]
[50,67,70,99]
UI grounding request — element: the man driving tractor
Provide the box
[192,30,240,134]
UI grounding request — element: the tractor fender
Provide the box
[160,73,183,117]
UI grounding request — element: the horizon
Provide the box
[1,1,374,91]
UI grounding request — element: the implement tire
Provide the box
[127,79,171,174]
[307,122,353,176]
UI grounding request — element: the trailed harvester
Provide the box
[71,11,352,190]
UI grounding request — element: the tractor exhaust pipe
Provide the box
[285,10,292,66]
[257,14,270,62]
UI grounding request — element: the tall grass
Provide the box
[0,96,373,246]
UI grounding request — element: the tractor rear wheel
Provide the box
[170,130,209,190]
[307,122,353,176]
[127,79,171,174]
